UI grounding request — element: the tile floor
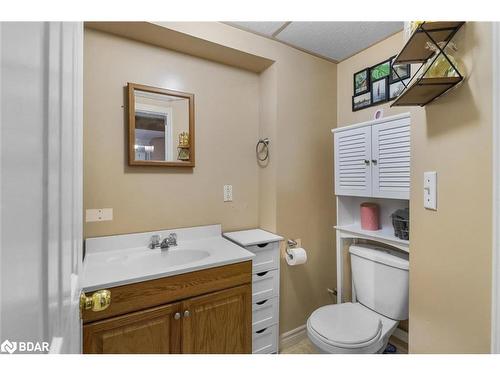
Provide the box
[280,336,408,354]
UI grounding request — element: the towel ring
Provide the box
[256,138,269,162]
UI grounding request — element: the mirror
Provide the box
[128,83,194,167]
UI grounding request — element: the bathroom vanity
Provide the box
[81,225,254,354]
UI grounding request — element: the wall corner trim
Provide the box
[491,21,500,354]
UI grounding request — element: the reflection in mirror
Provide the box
[134,90,189,162]
[128,83,194,167]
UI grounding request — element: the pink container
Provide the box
[360,202,380,231]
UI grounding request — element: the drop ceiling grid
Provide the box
[226,22,404,62]
[225,22,288,37]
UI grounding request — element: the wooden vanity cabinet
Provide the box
[83,303,182,354]
[83,261,252,354]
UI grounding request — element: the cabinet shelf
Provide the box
[390,21,465,107]
[334,224,409,252]
[394,21,465,64]
[391,76,462,107]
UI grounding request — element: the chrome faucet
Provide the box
[161,233,177,249]
[149,233,178,250]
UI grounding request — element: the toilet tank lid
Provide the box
[349,244,409,270]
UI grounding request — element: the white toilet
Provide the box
[307,244,409,354]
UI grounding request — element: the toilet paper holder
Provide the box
[286,239,298,256]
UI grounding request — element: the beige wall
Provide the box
[337,24,492,353]
[84,23,337,334]
[84,29,260,237]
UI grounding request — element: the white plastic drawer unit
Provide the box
[252,269,279,303]
[252,296,279,332]
[252,324,278,354]
[333,113,411,200]
[247,242,279,273]
[222,229,283,354]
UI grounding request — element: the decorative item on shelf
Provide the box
[422,42,465,79]
[403,22,412,43]
[360,202,380,231]
[410,21,425,33]
[177,132,190,161]
[391,208,409,240]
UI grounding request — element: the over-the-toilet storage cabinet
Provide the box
[333,113,411,305]
[223,229,283,354]
[334,114,410,200]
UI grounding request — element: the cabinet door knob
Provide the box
[364,159,370,165]
[372,159,378,165]
[174,312,181,320]
[183,310,190,318]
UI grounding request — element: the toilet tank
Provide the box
[349,244,409,320]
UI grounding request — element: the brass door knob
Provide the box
[80,290,111,313]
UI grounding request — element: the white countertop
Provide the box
[82,224,254,292]
[223,228,283,247]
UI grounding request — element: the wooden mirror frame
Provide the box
[128,82,195,167]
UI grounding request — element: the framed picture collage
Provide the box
[352,55,411,111]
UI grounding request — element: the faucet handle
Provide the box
[150,234,161,249]
[169,233,177,240]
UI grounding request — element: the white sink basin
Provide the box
[106,248,210,267]
[82,224,255,291]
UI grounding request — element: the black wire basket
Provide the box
[392,215,409,240]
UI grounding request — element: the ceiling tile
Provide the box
[226,22,287,37]
[275,22,404,61]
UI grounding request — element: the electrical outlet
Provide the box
[223,185,233,202]
[86,208,113,222]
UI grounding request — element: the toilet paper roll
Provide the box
[285,247,307,266]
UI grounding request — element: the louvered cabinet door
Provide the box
[334,126,372,197]
[371,118,411,199]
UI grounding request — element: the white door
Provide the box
[334,126,372,197]
[371,117,411,199]
[0,22,83,354]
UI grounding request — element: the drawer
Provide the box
[252,296,279,332]
[252,324,278,354]
[246,242,279,273]
[252,269,279,303]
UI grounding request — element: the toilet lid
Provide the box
[309,303,382,346]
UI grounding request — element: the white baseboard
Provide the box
[279,324,307,351]
[392,328,408,344]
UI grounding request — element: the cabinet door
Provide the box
[181,284,252,354]
[371,118,411,199]
[83,303,181,354]
[334,126,372,197]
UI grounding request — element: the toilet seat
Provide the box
[307,302,398,353]
[308,303,382,348]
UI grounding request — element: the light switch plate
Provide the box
[424,171,437,210]
[223,185,233,202]
[86,208,113,222]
